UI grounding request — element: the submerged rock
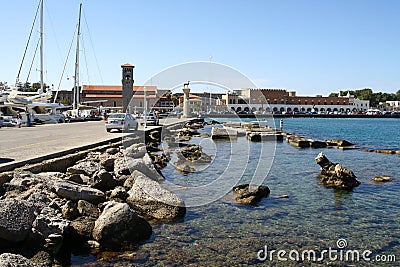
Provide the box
[325,139,353,147]
[233,184,270,205]
[372,176,393,183]
[92,201,152,250]
[315,152,360,190]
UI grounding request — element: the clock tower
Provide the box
[121,63,135,112]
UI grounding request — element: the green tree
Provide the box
[354,88,373,100]
[32,82,49,92]
[171,93,180,107]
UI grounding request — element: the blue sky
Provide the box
[1,0,399,96]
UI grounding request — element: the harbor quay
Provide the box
[0,117,187,172]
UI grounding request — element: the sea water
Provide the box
[72,118,399,266]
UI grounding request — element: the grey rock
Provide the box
[233,184,270,205]
[84,152,101,162]
[54,180,105,205]
[106,147,119,155]
[66,161,103,177]
[26,190,55,211]
[0,199,35,242]
[0,253,38,267]
[325,139,353,147]
[7,171,49,192]
[114,157,164,182]
[77,200,99,218]
[64,173,85,184]
[92,201,152,249]
[107,186,129,201]
[90,169,120,191]
[31,206,70,254]
[0,172,14,188]
[315,152,360,190]
[126,173,186,220]
[69,216,96,240]
[124,143,147,159]
[61,200,79,220]
[372,175,393,183]
[29,251,53,267]
[99,157,115,172]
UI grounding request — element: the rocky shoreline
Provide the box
[0,123,191,265]
[0,118,394,265]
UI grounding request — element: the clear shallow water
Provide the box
[277,117,400,150]
[72,118,399,266]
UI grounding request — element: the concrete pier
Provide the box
[0,117,190,172]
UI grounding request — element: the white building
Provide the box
[223,89,369,114]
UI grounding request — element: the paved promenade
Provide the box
[0,117,189,172]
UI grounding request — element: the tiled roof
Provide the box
[85,94,122,98]
[84,94,156,99]
[82,85,157,92]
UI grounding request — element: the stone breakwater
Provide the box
[0,131,186,266]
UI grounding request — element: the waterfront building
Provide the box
[224,88,369,113]
[80,85,157,112]
[385,101,400,111]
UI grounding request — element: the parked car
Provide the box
[105,113,138,132]
[140,113,158,125]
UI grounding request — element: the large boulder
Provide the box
[126,172,186,220]
[53,180,105,205]
[0,199,36,243]
[92,202,152,250]
[315,152,361,190]
[0,253,38,267]
[114,157,164,182]
[233,184,270,205]
[124,143,147,159]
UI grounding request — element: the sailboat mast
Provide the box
[73,3,82,110]
[39,0,44,93]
